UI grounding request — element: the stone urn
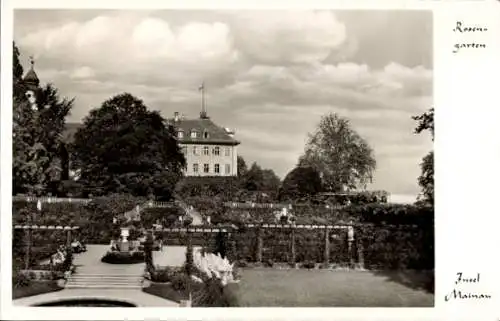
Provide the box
[120,227,130,252]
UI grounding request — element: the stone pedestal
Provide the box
[119,241,130,252]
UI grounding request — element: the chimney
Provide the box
[174,112,179,122]
[225,127,235,138]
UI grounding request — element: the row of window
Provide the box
[178,130,209,139]
[181,146,231,157]
[193,163,231,174]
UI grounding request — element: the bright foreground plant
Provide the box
[192,251,239,286]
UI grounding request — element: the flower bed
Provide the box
[101,251,145,264]
[12,279,63,299]
[144,250,240,306]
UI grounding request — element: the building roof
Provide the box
[23,58,40,88]
[23,68,39,85]
[170,117,240,145]
[62,118,240,146]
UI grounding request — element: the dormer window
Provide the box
[191,130,198,138]
[203,130,209,139]
[177,130,184,138]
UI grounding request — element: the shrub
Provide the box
[265,259,274,268]
[150,267,180,283]
[101,251,145,264]
[301,261,316,269]
[171,273,191,292]
[236,260,248,268]
[193,277,239,307]
[13,272,30,288]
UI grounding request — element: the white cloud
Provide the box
[19,14,239,77]
[70,66,95,80]
[229,11,346,65]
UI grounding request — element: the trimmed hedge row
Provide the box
[140,207,184,228]
[101,251,145,264]
[13,194,147,244]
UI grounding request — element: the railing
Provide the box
[13,196,92,204]
[223,201,347,210]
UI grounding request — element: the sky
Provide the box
[13,10,433,200]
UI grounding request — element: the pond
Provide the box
[34,299,137,307]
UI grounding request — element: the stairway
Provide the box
[66,245,146,290]
[66,273,143,289]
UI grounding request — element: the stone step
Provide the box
[71,274,143,278]
[69,278,142,283]
[65,284,142,289]
[68,280,142,284]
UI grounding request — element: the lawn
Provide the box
[232,268,434,307]
[13,281,64,300]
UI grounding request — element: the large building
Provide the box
[169,109,240,177]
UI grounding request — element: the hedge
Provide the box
[101,251,145,264]
[13,195,433,270]
[141,206,184,228]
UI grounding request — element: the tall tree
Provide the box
[280,165,322,200]
[237,156,247,177]
[261,168,281,192]
[243,162,264,191]
[71,93,185,199]
[13,44,73,195]
[413,108,434,205]
[299,113,376,192]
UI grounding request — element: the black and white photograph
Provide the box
[10,9,434,308]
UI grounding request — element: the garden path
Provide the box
[153,245,201,267]
[13,245,178,307]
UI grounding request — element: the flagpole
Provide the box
[200,82,206,118]
[202,83,205,115]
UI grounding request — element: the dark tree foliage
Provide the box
[13,42,25,99]
[237,156,247,177]
[242,163,263,191]
[299,113,376,192]
[280,165,323,200]
[13,43,74,195]
[241,162,280,193]
[71,93,185,198]
[412,108,434,205]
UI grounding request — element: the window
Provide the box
[191,130,198,138]
[177,131,184,138]
[225,147,230,156]
[203,164,210,173]
[203,131,209,139]
[193,146,198,155]
[203,146,209,155]
[225,164,231,174]
[193,163,199,173]
[213,146,220,156]
[214,164,220,174]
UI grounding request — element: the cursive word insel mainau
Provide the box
[444,273,492,302]
[445,289,492,301]
[455,272,480,284]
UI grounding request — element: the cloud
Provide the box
[19,14,240,81]
[228,10,347,65]
[70,66,95,80]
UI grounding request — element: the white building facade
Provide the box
[171,112,239,177]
